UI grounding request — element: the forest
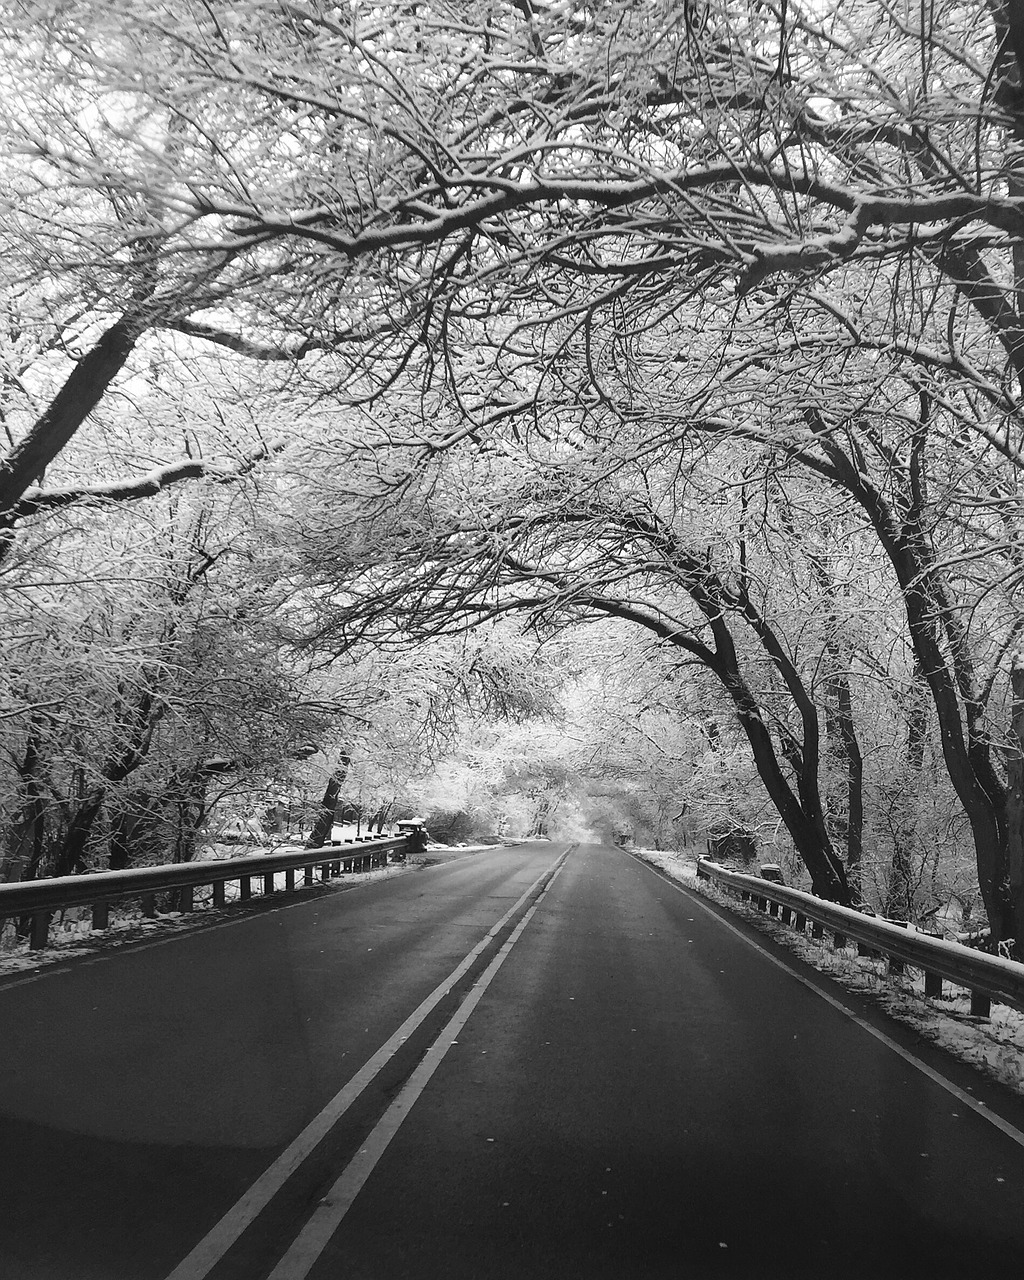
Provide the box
[2,0,1024,955]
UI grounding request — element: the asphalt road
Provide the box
[2,842,1023,1280]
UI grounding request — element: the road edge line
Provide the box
[625,851,1024,1152]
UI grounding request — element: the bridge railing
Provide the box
[696,856,1024,1017]
[1,835,413,951]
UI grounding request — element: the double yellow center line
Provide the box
[167,847,571,1280]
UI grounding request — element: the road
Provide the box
[2,842,1023,1279]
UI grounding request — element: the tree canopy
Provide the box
[3,0,1024,952]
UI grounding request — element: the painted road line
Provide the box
[628,852,1024,1152]
[265,857,569,1280]
[164,850,569,1280]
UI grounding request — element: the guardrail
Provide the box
[696,856,1024,1017]
[0,835,412,951]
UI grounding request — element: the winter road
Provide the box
[2,842,1023,1279]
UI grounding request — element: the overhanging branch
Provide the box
[12,439,286,521]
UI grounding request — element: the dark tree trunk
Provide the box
[3,732,48,883]
[704,602,850,904]
[368,804,390,834]
[51,788,106,878]
[172,799,203,864]
[49,683,162,876]
[108,806,135,872]
[172,773,209,864]
[109,790,160,871]
[806,432,1017,942]
[893,547,1012,937]
[0,315,147,529]
[886,837,915,923]
[672,538,850,902]
[1006,657,1024,949]
[886,672,928,921]
[581,572,851,904]
[719,660,851,902]
[830,669,864,902]
[687,591,850,902]
[306,755,351,849]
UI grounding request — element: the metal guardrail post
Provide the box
[29,911,50,950]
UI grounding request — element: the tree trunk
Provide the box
[830,669,864,903]
[368,803,391,834]
[885,836,915,923]
[901,572,1014,940]
[108,809,132,873]
[306,754,351,849]
[886,671,928,922]
[172,772,209,864]
[1005,656,1024,951]
[585,582,851,902]
[51,788,106,877]
[811,438,1016,939]
[2,732,47,883]
[108,809,137,872]
[50,680,164,875]
[675,547,850,901]
[0,315,147,529]
[713,646,851,903]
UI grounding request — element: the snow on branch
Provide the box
[168,320,320,361]
[13,440,285,520]
[194,170,1024,262]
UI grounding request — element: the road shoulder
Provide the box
[627,846,1024,1127]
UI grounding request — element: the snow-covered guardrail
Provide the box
[696,856,1024,1017]
[0,835,412,951]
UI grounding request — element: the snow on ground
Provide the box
[633,848,1024,1101]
